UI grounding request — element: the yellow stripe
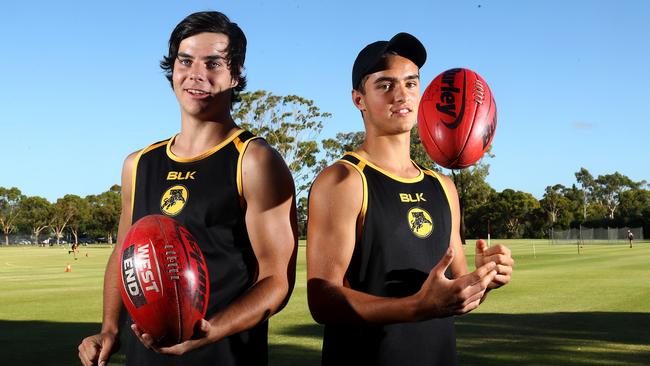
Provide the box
[344,152,424,183]
[337,159,368,240]
[166,129,246,163]
[236,136,261,205]
[131,140,169,213]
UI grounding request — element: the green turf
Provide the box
[1,240,649,365]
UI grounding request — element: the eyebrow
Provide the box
[373,74,420,84]
[177,52,227,61]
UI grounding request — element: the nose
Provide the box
[189,63,206,82]
[393,83,409,103]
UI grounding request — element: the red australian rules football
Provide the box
[418,68,497,169]
[119,214,209,346]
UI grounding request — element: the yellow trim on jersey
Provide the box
[423,169,454,219]
[337,159,369,239]
[236,136,261,203]
[165,129,246,163]
[345,152,424,183]
[131,140,169,213]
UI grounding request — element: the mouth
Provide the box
[391,107,413,116]
[184,88,211,99]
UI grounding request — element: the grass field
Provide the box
[1,240,649,365]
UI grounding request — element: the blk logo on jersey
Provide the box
[407,207,433,238]
[399,193,426,203]
[167,171,196,180]
[160,185,188,216]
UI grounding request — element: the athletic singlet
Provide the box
[321,152,458,366]
[125,129,268,366]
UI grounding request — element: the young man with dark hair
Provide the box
[307,33,514,365]
[78,11,297,366]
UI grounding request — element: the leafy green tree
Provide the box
[65,195,91,245]
[0,187,23,245]
[489,189,540,238]
[593,172,639,219]
[540,184,573,229]
[575,167,595,221]
[17,196,51,245]
[233,90,332,196]
[561,184,587,225]
[451,160,496,241]
[618,188,650,220]
[320,131,365,163]
[50,194,86,245]
[87,185,121,244]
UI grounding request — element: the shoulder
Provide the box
[314,160,361,188]
[242,139,291,181]
[241,139,295,201]
[122,150,141,179]
[310,161,363,208]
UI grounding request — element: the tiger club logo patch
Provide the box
[160,185,188,216]
[407,207,433,238]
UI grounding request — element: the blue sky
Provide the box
[2,0,649,202]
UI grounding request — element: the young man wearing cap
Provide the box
[307,33,513,365]
[78,11,297,366]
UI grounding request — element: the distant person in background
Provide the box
[628,230,634,248]
[68,242,79,260]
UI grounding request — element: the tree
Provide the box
[618,188,650,236]
[593,172,639,219]
[50,194,86,245]
[17,196,51,245]
[575,167,595,221]
[489,189,540,238]
[540,184,573,229]
[0,187,23,245]
[66,195,91,245]
[618,188,650,220]
[449,149,495,242]
[233,90,332,196]
[88,185,121,244]
[321,131,366,163]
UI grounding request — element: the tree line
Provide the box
[2,91,648,245]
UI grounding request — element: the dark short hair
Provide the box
[160,11,247,107]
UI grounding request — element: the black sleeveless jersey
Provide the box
[125,129,268,366]
[321,152,458,366]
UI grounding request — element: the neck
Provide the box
[356,131,419,178]
[172,113,238,158]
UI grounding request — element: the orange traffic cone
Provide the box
[65,263,72,272]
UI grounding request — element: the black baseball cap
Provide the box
[352,32,427,90]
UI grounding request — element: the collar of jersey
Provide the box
[345,152,424,183]
[166,129,246,163]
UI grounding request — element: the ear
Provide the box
[231,77,239,88]
[352,89,366,111]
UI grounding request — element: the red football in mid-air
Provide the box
[119,215,209,346]
[418,68,497,169]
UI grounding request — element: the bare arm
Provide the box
[306,164,497,326]
[153,139,298,355]
[79,151,137,366]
